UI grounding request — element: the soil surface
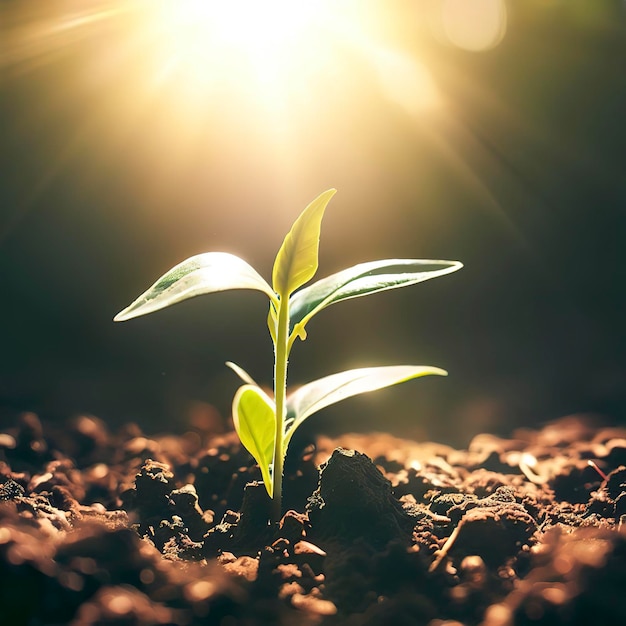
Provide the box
[1,412,626,625]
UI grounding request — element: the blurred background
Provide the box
[0,0,624,446]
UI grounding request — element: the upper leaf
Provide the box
[272,189,337,298]
[232,384,276,498]
[288,259,463,336]
[114,252,276,322]
[283,365,447,451]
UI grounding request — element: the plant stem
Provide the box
[272,297,290,522]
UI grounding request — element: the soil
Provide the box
[1,411,626,625]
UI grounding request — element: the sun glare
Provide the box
[2,1,452,122]
[151,0,334,92]
[4,0,521,212]
[160,0,321,50]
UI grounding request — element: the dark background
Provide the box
[1,1,624,446]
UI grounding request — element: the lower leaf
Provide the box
[232,384,276,498]
[284,365,447,451]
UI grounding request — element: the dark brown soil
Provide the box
[1,412,626,625]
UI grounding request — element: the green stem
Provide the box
[272,297,290,522]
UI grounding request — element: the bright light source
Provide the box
[2,0,449,201]
[152,0,333,93]
[138,0,445,133]
[161,0,320,50]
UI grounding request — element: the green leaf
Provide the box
[272,189,337,298]
[283,365,447,451]
[232,384,276,498]
[114,252,276,322]
[225,361,258,386]
[289,259,463,337]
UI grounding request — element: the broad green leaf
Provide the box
[225,361,258,386]
[272,189,337,298]
[114,252,276,322]
[288,259,463,337]
[283,365,447,451]
[232,384,276,498]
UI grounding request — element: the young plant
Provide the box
[114,189,462,519]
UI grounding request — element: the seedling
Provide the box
[114,189,462,519]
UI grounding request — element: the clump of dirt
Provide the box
[1,411,625,625]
